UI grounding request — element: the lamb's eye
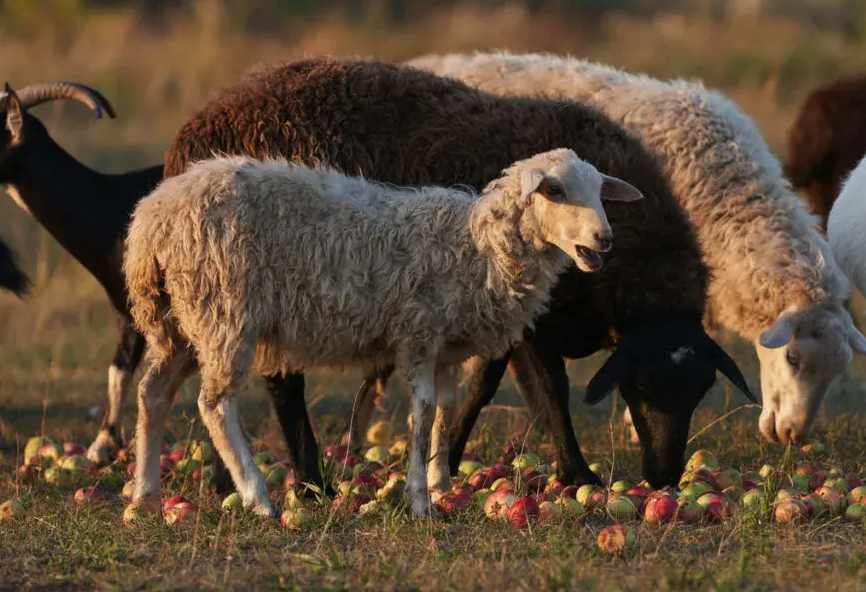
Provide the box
[545,183,563,196]
[786,349,800,369]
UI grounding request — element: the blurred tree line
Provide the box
[2,0,865,38]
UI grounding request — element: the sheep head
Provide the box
[517,148,644,273]
[583,318,754,489]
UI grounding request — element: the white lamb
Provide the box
[828,154,866,302]
[408,52,866,445]
[122,149,644,518]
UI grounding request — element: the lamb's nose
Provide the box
[594,233,612,252]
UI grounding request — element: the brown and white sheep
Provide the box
[124,151,643,518]
[407,51,866,445]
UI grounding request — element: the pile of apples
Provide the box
[3,425,865,540]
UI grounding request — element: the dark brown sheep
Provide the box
[159,57,752,495]
[785,73,866,231]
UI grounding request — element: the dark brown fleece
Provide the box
[164,57,708,334]
[785,74,866,231]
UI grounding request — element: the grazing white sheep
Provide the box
[408,51,866,445]
[123,149,643,518]
[828,154,866,301]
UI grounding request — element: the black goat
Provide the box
[0,238,29,297]
[0,82,162,463]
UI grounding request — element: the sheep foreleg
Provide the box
[406,360,437,518]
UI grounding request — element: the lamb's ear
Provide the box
[759,304,802,349]
[698,333,758,403]
[600,174,644,202]
[848,325,866,354]
[520,168,545,204]
[584,346,634,405]
[4,83,23,142]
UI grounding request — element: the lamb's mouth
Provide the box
[574,245,603,271]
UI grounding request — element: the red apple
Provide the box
[164,501,198,525]
[74,486,104,503]
[816,486,844,515]
[162,495,190,515]
[559,486,579,500]
[437,491,471,514]
[521,469,547,494]
[168,448,186,464]
[483,488,516,519]
[506,496,540,527]
[775,499,808,524]
[809,470,828,492]
[644,495,678,523]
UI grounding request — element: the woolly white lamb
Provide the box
[828,154,866,302]
[123,148,643,518]
[408,51,866,445]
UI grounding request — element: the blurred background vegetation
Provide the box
[3,0,866,426]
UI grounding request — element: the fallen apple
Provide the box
[740,489,764,512]
[610,480,633,494]
[816,486,844,515]
[162,494,190,515]
[845,502,866,522]
[165,501,198,525]
[644,495,678,523]
[677,499,704,523]
[458,459,484,477]
[24,436,53,466]
[686,450,720,473]
[0,499,24,522]
[121,480,136,501]
[221,492,244,513]
[483,488,516,519]
[281,506,315,528]
[538,500,562,524]
[512,453,540,471]
[606,493,639,521]
[365,445,391,466]
[597,524,636,554]
[711,468,742,491]
[680,482,713,500]
[507,496,540,527]
[189,440,213,463]
[847,486,866,506]
[74,486,104,503]
[555,497,586,518]
[774,499,808,524]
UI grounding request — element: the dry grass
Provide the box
[3,3,866,590]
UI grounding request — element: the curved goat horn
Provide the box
[0,82,117,119]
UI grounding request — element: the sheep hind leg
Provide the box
[405,360,438,518]
[198,374,276,519]
[131,347,196,514]
[428,364,458,493]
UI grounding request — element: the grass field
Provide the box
[4,2,866,590]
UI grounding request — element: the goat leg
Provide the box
[87,317,145,465]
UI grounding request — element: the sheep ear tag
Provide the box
[520,168,545,204]
[584,345,635,405]
[600,174,644,202]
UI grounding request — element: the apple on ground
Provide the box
[388,439,407,458]
[677,499,704,523]
[775,499,808,524]
[559,485,579,500]
[437,490,472,514]
[176,457,201,475]
[809,470,828,492]
[0,499,24,522]
[521,469,547,494]
[800,440,826,454]
[816,486,844,515]
[490,478,514,492]
[74,486,104,503]
[473,489,493,506]
[847,486,866,506]
[610,480,633,494]
[281,506,315,528]
[847,475,864,490]
[507,496,540,527]
[190,440,214,463]
[537,500,562,525]
[121,481,136,501]
[802,494,825,518]
[740,489,764,512]
[483,488,516,519]
[165,501,198,525]
[162,495,191,515]
[221,492,244,513]
[512,453,540,471]
[644,495,678,523]
[686,449,720,473]
[680,482,712,501]
[845,503,866,522]
[576,484,606,510]
[168,448,186,464]
[555,497,586,517]
[458,459,484,477]
[24,436,53,466]
[711,468,742,491]
[253,450,277,466]
[597,524,636,554]
[365,445,391,466]
[606,493,639,521]
[824,478,851,495]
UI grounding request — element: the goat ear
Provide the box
[758,304,802,349]
[4,83,23,143]
[584,346,634,405]
[600,174,644,202]
[520,168,545,204]
[699,333,758,404]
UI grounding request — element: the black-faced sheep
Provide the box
[0,82,164,463]
[0,237,29,297]
[828,154,866,302]
[159,57,753,493]
[784,74,866,231]
[407,52,866,446]
[125,150,642,517]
